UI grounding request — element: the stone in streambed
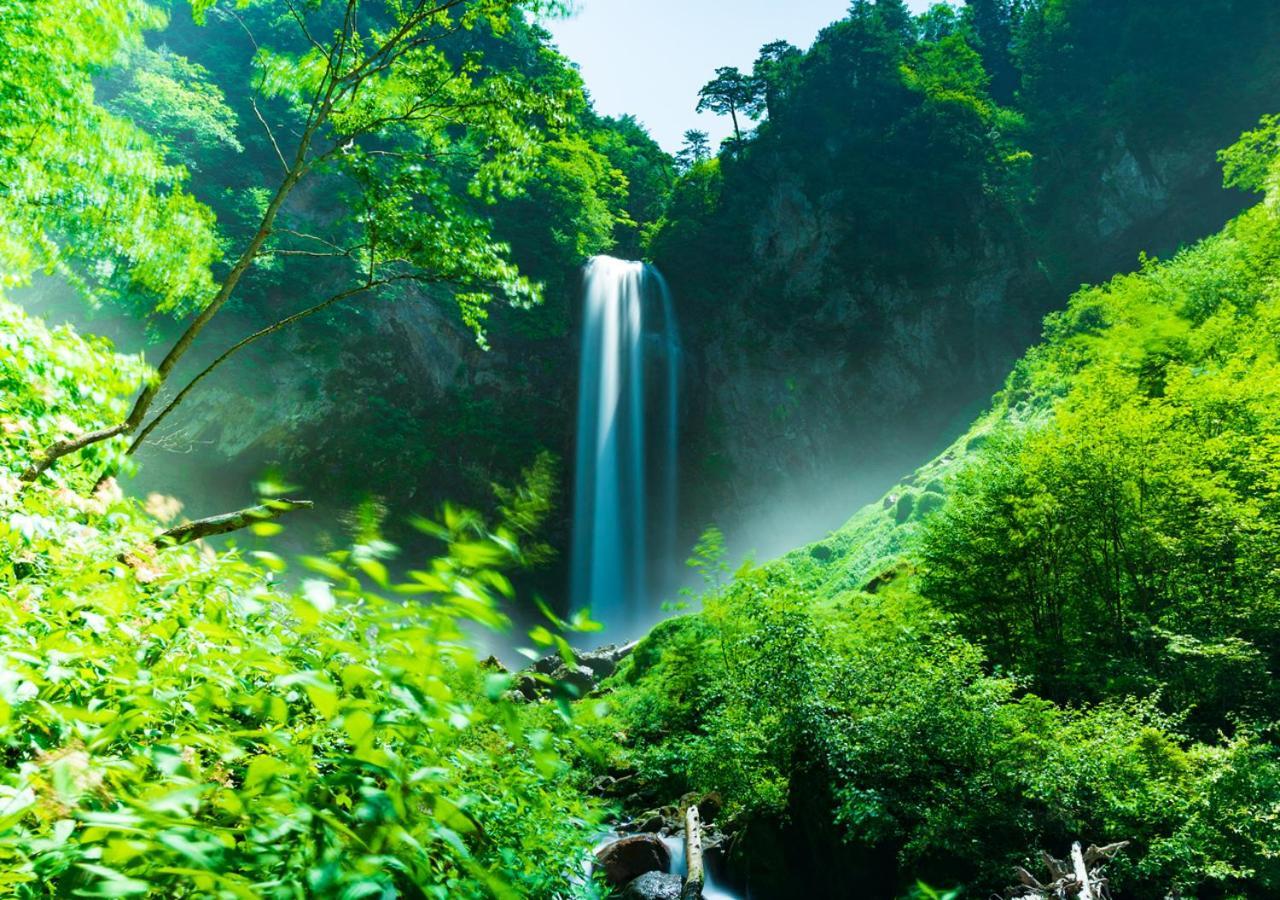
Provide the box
[595,834,671,887]
[623,871,684,900]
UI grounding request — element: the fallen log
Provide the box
[681,804,704,900]
[1008,839,1129,899]
[154,499,313,548]
[1071,842,1098,900]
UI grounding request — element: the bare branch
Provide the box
[283,0,326,54]
[154,499,314,548]
[227,10,290,173]
[21,423,130,483]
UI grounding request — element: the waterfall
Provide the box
[571,256,680,633]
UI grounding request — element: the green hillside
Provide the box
[589,125,1280,898]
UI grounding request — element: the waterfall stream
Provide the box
[570,256,680,634]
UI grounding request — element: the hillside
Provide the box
[655,0,1280,557]
[589,123,1280,898]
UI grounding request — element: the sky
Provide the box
[542,0,935,152]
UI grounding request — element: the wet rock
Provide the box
[596,834,671,887]
[523,641,639,699]
[531,641,637,679]
[550,663,595,698]
[514,673,540,702]
[623,871,684,900]
[635,811,666,834]
[696,792,723,825]
[578,641,639,679]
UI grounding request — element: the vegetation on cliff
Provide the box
[1,1,610,895]
[590,121,1280,898]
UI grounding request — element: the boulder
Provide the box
[549,663,595,698]
[577,640,639,679]
[623,871,684,900]
[695,792,723,825]
[634,811,666,834]
[595,834,671,887]
[523,641,640,700]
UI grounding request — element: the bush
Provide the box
[0,294,602,897]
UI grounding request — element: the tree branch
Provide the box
[227,10,290,173]
[127,275,422,455]
[154,499,313,548]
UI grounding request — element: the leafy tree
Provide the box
[0,0,219,313]
[750,40,802,119]
[675,129,712,173]
[918,2,962,43]
[590,114,676,255]
[1220,112,1280,206]
[20,0,573,484]
[696,66,760,145]
[861,0,918,45]
[104,45,245,172]
[922,195,1280,736]
[962,0,1022,102]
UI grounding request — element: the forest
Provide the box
[2,0,1280,897]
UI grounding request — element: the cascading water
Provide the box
[571,256,680,634]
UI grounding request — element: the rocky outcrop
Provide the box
[623,872,684,900]
[512,641,639,701]
[595,835,671,887]
[530,641,637,680]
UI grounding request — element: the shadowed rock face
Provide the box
[668,124,1270,561]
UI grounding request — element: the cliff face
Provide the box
[134,124,1257,570]
[129,283,575,555]
[118,0,1280,581]
[673,127,1257,559]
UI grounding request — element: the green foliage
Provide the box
[106,46,245,171]
[922,204,1280,736]
[0,0,220,311]
[0,301,147,492]
[598,559,1280,897]
[492,450,560,569]
[0,292,602,896]
[1221,113,1280,208]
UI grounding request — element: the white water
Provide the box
[660,834,740,900]
[571,256,680,634]
[587,832,742,900]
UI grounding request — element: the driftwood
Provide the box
[1010,841,1129,899]
[681,804,704,900]
[153,499,313,548]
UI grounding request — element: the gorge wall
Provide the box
[109,0,1280,600]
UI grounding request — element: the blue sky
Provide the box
[542,0,936,152]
